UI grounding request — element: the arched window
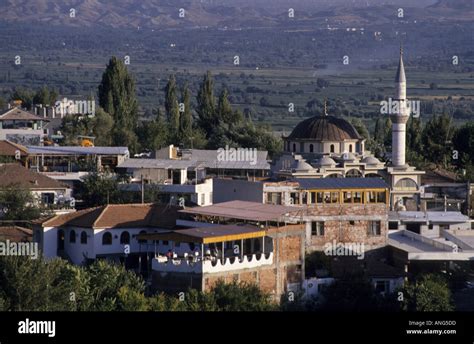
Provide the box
[395,178,418,190]
[120,231,130,245]
[330,144,335,153]
[138,230,147,244]
[80,231,87,245]
[102,232,112,245]
[309,144,314,153]
[69,230,76,244]
[292,143,296,152]
[349,145,353,153]
[346,169,362,178]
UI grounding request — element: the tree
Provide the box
[77,172,121,207]
[10,88,34,109]
[406,117,424,167]
[452,122,474,180]
[92,108,114,146]
[138,108,169,151]
[350,118,370,140]
[196,71,217,138]
[33,86,58,106]
[179,84,193,147]
[98,57,139,150]
[217,89,234,125]
[211,280,277,311]
[421,114,453,167]
[401,274,454,311]
[0,187,42,220]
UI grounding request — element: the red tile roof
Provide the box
[0,140,28,157]
[0,226,32,242]
[0,107,48,121]
[0,163,69,190]
[37,204,179,229]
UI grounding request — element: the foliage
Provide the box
[401,274,454,312]
[0,186,42,221]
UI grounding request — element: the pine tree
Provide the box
[164,75,180,143]
[180,84,193,147]
[196,71,216,138]
[98,57,139,151]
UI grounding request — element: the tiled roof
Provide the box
[0,226,33,242]
[38,204,179,229]
[0,163,69,190]
[0,140,28,156]
[0,107,48,121]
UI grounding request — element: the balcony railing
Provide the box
[152,252,274,274]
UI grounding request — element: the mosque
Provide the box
[272,49,425,210]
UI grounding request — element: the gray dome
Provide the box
[292,160,314,171]
[362,156,381,165]
[317,156,337,167]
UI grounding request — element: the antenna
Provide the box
[324,99,328,116]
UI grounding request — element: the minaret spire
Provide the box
[391,45,409,167]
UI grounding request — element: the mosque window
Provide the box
[309,144,314,153]
[293,143,296,152]
[330,144,335,153]
[349,144,353,153]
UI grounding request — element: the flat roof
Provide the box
[27,146,129,156]
[179,200,300,222]
[137,225,265,244]
[389,211,470,223]
[293,177,389,190]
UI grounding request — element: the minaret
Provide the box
[391,46,409,167]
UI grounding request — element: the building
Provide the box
[0,140,28,166]
[272,49,425,210]
[0,107,48,146]
[0,226,33,242]
[143,201,306,299]
[0,163,73,211]
[33,204,179,267]
[116,145,270,207]
[26,145,129,186]
[213,178,390,253]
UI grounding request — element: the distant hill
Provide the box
[0,0,471,29]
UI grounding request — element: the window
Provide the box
[368,221,381,236]
[138,230,147,244]
[428,224,434,230]
[349,144,353,153]
[330,144,335,153]
[311,222,325,236]
[120,231,130,245]
[102,232,112,245]
[80,231,87,244]
[349,220,355,226]
[375,280,390,294]
[267,192,282,205]
[309,144,314,153]
[316,192,323,203]
[69,230,76,244]
[292,143,296,152]
[331,192,339,203]
[290,192,300,205]
[377,191,386,203]
[388,222,398,230]
[353,192,362,203]
[343,191,352,203]
[201,193,205,205]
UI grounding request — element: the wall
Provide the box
[304,204,388,252]
[212,178,263,204]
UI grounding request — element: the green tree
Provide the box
[92,108,114,146]
[401,274,454,311]
[350,118,370,140]
[33,86,58,106]
[77,173,121,207]
[179,84,193,146]
[211,280,276,311]
[196,71,217,138]
[164,75,180,142]
[0,187,42,220]
[98,56,139,151]
[421,114,453,167]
